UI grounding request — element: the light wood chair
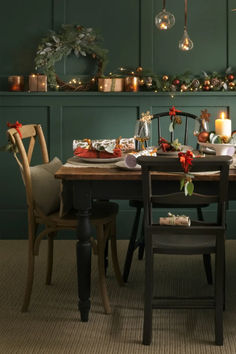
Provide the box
[7,124,123,314]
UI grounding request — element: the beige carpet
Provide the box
[1,240,236,354]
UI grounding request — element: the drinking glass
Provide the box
[134,119,150,150]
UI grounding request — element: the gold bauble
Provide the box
[180,84,187,91]
[136,66,143,73]
[162,75,169,81]
[204,80,210,86]
[229,82,235,88]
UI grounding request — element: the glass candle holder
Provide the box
[8,76,24,91]
[125,77,139,92]
[29,74,47,92]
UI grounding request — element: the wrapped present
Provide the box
[124,148,157,168]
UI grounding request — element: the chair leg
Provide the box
[46,233,56,285]
[215,239,224,346]
[110,218,124,286]
[123,206,142,282]
[203,254,213,284]
[197,207,213,285]
[96,224,112,314]
[104,239,109,276]
[21,249,35,312]
[143,232,153,345]
[138,218,145,260]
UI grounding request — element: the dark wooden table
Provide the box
[55,162,236,322]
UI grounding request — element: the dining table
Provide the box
[55,155,236,322]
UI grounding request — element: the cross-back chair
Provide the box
[123,111,211,283]
[138,155,231,346]
[7,124,123,314]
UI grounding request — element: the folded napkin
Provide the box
[73,138,135,159]
[124,149,157,168]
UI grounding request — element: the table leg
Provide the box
[73,182,92,321]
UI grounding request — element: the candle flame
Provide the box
[221,112,225,120]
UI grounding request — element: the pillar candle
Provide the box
[215,112,232,137]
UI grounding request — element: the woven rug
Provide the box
[0,240,236,353]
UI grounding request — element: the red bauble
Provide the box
[198,131,209,143]
[203,85,210,91]
[227,74,234,82]
[172,79,180,85]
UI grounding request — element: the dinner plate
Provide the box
[115,160,141,170]
[156,145,193,156]
[69,156,123,164]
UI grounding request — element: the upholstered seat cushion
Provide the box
[30,157,62,215]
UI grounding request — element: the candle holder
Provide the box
[8,76,24,91]
[198,142,235,156]
[29,74,47,92]
[125,76,139,92]
[98,78,124,92]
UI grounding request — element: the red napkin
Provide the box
[74,147,98,158]
[74,147,122,158]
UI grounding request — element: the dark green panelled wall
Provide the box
[1,0,236,239]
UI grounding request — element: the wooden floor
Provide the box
[1,239,236,353]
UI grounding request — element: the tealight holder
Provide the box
[8,76,24,91]
[29,74,47,92]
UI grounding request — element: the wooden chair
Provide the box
[123,111,211,283]
[137,155,231,346]
[7,124,123,314]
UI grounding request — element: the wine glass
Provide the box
[134,119,150,150]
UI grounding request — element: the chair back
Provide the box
[7,124,49,217]
[151,111,198,146]
[137,156,231,230]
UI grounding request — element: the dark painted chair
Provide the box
[138,155,230,346]
[123,111,211,283]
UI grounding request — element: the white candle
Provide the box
[215,112,232,137]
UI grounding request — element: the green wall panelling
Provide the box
[0,0,53,90]
[153,0,228,75]
[53,0,140,76]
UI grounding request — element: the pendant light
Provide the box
[179,0,193,51]
[155,0,175,31]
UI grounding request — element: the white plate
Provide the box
[69,156,123,164]
[156,145,193,156]
[115,160,141,170]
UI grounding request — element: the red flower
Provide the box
[178,150,193,173]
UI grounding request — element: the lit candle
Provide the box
[8,76,24,91]
[215,112,232,138]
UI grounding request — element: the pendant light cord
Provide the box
[163,0,166,9]
[184,0,188,30]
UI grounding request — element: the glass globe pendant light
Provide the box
[155,0,175,31]
[179,0,193,51]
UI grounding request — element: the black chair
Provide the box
[123,111,211,283]
[138,155,230,346]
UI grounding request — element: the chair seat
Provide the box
[129,199,209,209]
[41,201,119,228]
[153,233,216,255]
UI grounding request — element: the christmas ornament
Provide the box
[203,85,210,91]
[162,75,169,81]
[179,0,193,51]
[227,74,234,82]
[204,80,210,86]
[155,0,175,30]
[180,84,187,91]
[229,82,235,89]
[172,79,180,85]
